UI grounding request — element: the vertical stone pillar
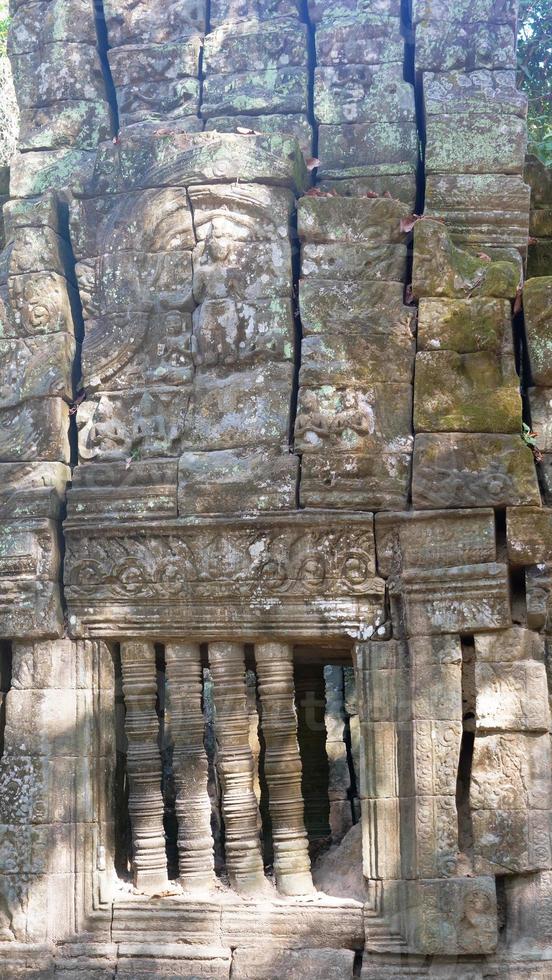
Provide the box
[208,641,265,895]
[255,641,313,896]
[120,640,167,895]
[164,642,215,892]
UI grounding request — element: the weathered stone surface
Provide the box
[202,69,308,118]
[67,460,178,521]
[314,64,415,125]
[205,113,312,153]
[116,945,231,978]
[18,101,111,152]
[308,0,401,20]
[414,351,521,433]
[412,220,519,299]
[403,876,497,955]
[109,41,201,123]
[317,121,418,179]
[316,17,404,66]
[11,45,105,108]
[417,297,512,354]
[412,433,540,509]
[424,70,526,118]
[302,241,407,282]
[393,562,511,636]
[474,661,550,733]
[231,947,355,979]
[507,506,552,566]
[0,397,70,463]
[376,508,497,575]
[523,277,552,386]
[415,21,516,71]
[425,113,526,175]
[528,387,552,451]
[0,461,70,519]
[425,173,530,249]
[103,0,206,45]
[193,297,295,371]
[204,18,307,74]
[295,384,412,455]
[9,148,96,198]
[178,449,298,514]
[8,0,97,52]
[318,176,416,209]
[298,195,410,244]
[299,450,412,511]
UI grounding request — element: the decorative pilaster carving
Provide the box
[164,642,216,892]
[255,641,313,896]
[208,641,265,896]
[120,640,168,895]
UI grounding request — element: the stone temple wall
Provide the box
[1,0,552,977]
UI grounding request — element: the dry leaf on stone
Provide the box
[305,157,320,171]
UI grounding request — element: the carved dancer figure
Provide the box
[164,642,216,893]
[208,641,266,895]
[120,640,168,895]
[255,642,314,896]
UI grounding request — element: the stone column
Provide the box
[255,642,313,896]
[120,640,168,895]
[208,641,265,895]
[164,642,215,892]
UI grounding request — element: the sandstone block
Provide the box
[205,113,312,153]
[412,220,519,299]
[82,312,193,392]
[425,113,526,175]
[178,448,298,514]
[412,433,540,509]
[414,351,521,433]
[376,508,497,575]
[202,68,308,117]
[318,173,417,207]
[231,947,354,980]
[181,364,292,450]
[294,383,412,455]
[317,120,418,178]
[0,397,70,463]
[9,148,96,198]
[103,0,206,45]
[417,296,512,354]
[192,297,294,370]
[308,0,401,20]
[203,18,307,74]
[11,44,105,107]
[425,173,530,249]
[400,794,458,878]
[403,876,497,955]
[424,70,526,118]
[528,387,552,451]
[0,462,70,520]
[18,101,111,152]
[210,0,299,26]
[507,506,552,565]
[395,562,511,635]
[299,449,412,511]
[298,194,410,244]
[78,250,194,320]
[316,16,404,66]
[9,0,97,51]
[116,946,231,979]
[0,335,74,406]
[78,388,191,463]
[524,277,552,386]
[189,182,294,240]
[471,734,552,811]
[415,21,515,71]
[475,661,550,732]
[400,720,462,797]
[472,807,552,874]
[301,241,407,282]
[413,0,517,23]
[192,240,291,302]
[67,459,179,521]
[314,65,415,125]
